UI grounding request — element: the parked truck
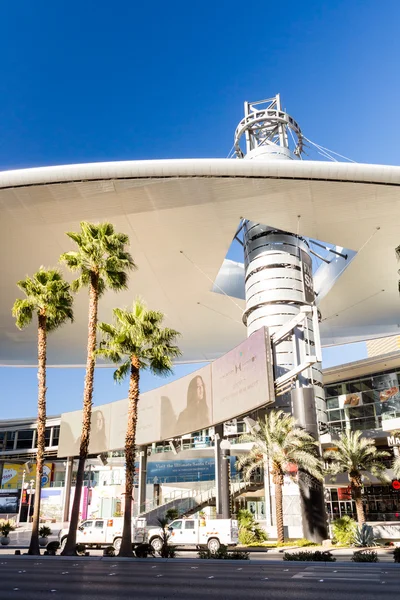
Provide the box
[58,517,147,552]
[147,517,238,553]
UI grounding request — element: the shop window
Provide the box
[16,430,34,450]
[45,428,51,446]
[5,432,16,451]
[52,426,60,446]
[326,398,339,409]
[325,385,342,398]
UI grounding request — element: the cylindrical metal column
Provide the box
[242,221,326,423]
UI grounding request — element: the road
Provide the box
[0,558,398,599]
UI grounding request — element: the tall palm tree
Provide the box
[97,299,181,556]
[323,430,390,526]
[60,222,135,555]
[12,268,73,555]
[237,410,323,544]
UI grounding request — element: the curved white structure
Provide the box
[1,158,400,366]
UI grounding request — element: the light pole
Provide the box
[220,439,231,519]
[16,469,26,526]
[27,478,35,522]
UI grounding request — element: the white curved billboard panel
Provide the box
[58,328,273,457]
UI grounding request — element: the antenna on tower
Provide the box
[234,94,304,160]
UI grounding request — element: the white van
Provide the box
[59,517,147,552]
[147,518,238,553]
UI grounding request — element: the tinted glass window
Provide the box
[184,521,195,530]
[95,521,104,528]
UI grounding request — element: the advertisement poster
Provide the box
[0,491,19,514]
[373,372,400,419]
[338,393,363,409]
[1,463,53,489]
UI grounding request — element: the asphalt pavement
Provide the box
[0,557,399,599]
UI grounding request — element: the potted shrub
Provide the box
[0,520,16,546]
[39,525,52,547]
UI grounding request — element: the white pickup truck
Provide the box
[148,518,238,553]
[59,517,147,552]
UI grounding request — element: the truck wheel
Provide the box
[60,537,67,552]
[113,538,122,552]
[150,537,163,553]
[207,538,220,553]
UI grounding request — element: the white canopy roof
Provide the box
[1,158,399,366]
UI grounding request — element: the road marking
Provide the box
[50,590,57,593]
[191,567,198,569]
[61,572,69,575]
[262,577,269,580]
[108,573,116,576]
[208,576,214,579]
[319,579,324,582]
[151,566,157,569]
[13,588,19,591]
[156,575,163,578]
[237,568,242,571]
[292,572,380,582]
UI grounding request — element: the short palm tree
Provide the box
[60,222,135,555]
[237,410,323,544]
[323,430,390,526]
[12,267,73,555]
[97,299,181,557]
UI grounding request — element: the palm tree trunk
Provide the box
[274,475,285,544]
[119,357,140,557]
[351,477,365,527]
[62,274,98,555]
[28,312,47,555]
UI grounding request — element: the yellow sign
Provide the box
[1,463,53,488]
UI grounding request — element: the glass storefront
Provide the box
[325,368,400,432]
[326,485,400,522]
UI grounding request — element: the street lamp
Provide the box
[220,440,231,519]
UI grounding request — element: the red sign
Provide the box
[338,487,352,500]
[392,480,400,491]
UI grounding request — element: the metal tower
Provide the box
[235,94,328,542]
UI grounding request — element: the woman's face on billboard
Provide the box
[196,377,205,401]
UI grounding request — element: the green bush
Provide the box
[45,541,59,556]
[295,538,318,548]
[103,546,115,557]
[237,509,268,545]
[353,524,377,548]
[332,516,357,546]
[393,547,400,563]
[165,508,179,522]
[0,520,16,537]
[352,550,378,563]
[135,543,155,558]
[198,544,249,560]
[39,526,52,538]
[75,543,86,555]
[283,551,336,562]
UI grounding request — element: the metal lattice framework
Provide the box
[234,94,304,159]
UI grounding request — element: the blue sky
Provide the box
[1,0,398,418]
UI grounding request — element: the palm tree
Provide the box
[323,430,390,526]
[12,268,73,555]
[60,222,135,555]
[237,410,323,544]
[96,299,181,556]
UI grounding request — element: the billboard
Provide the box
[58,327,273,457]
[1,463,53,489]
[211,327,273,424]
